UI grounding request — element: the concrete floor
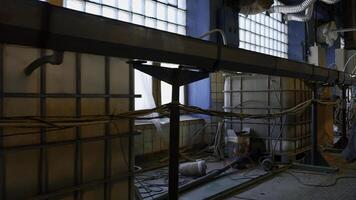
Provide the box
[226,153,356,200]
[136,152,356,200]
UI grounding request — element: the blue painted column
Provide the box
[186,0,212,111]
[288,21,306,62]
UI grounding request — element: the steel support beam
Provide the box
[168,80,180,200]
[131,61,209,200]
[334,85,349,149]
[0,0,356,85]
[311,85,318,165]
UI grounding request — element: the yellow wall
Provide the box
[1,44,132,199]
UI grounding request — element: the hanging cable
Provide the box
[342,53,356,73]
[0,99,337,138]
[199,29,227,46]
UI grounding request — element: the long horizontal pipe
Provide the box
[0,0,355,85]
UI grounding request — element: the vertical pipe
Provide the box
[311,85,318,165]
[129,63,135,199]
[104,57,111,200]
[39,49,48,195]
[168,70,180,200]
[341,86,347,141]
[0,44,5,200]
[75,53,82,200]
[267,76,271,155]
[294,79,297,156]
[240,76,243,133]
[229,76,233,129]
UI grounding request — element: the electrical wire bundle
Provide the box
[0,99,337,138]
[0,104,169,129]
[135,170,191,199]
[285,170,356,188]
[179,99,313,119]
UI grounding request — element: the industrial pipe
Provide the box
[269,0,316,14]
[199,29,227,46]
[24,50,63,76]
[320,0,341,4]
[285,4,314,22]
[269,0,341,14]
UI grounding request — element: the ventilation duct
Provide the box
[317,21,339,46]
[226,0,274,15]
[321,0,342,4]
[269,0,316,14]
[285,4,314,22]
[269,0,342,14]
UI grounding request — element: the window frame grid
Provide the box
[238,9,288,59]
[61,0,188,108]
[64,0,187,31]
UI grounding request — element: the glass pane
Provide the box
[167,23,177,33]
[102,0,116,7]
[103,6,117,19]
[145,18,156,28]
[168,0,177,6]
[86,2,101,15]
[157,3,167,21]
[177,10,186,26]
[145,0,156,17]
[118,10,131,22]
[157,20,167,31]
[118,0,130,11]
[132,0,144,14]
[167,7,177,23]
[161,82,185,105]
[132,14,144,25]
[135,69,154,110]
[161,63,179,68]
[66,0,85,11]
[177,26,186,35]
[239,17,245,29]
[178,0,186,9]
[239,30,245,41]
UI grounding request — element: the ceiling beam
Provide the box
[0,0,354,85]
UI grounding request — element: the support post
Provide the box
[130,61,209,199]
[311,85,318,165]
[168,71,180,200]
[341,86,348,144]
[301,84,338,170]
[334,85,349,149]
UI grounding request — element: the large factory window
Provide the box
[238,1,288,58]
[62,0,187,110]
